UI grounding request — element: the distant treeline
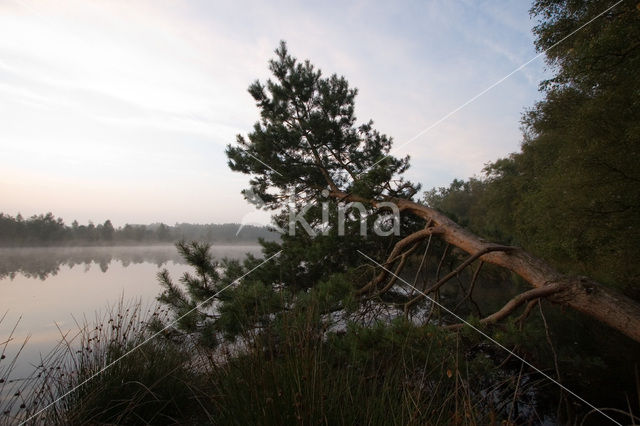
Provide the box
[0,212,280,246]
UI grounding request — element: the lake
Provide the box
[0,245,261,377]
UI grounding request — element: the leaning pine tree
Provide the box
[220,41,640,343]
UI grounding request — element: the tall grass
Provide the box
[202,296,551,425]
[1,312,35,423]
[7,295,632,425]
[1,301,210,425]
[207,318,485,424]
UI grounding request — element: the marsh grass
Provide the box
[1,300,210,425]
[46,300,208,425]
[1,312,35,423]
[2,295,610,425]
[202,298,549,425]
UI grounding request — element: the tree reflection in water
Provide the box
[0,245,260,280]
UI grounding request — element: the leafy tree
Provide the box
[521,0,640,293]
[101,220,115,241]
[152,14,640,421]
[225,41,424,289]
[0,212,277,246]
[157,33,640,354]
[226,41,419,206]
[158,43,425,345]
[427,0,640,297]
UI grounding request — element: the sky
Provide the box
[0,0,549,226]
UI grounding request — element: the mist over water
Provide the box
[0,244,261,377]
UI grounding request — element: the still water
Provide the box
[0,245,261,376]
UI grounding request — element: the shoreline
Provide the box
[0,241,266,249]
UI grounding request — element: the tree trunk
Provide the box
[331,190,640,343]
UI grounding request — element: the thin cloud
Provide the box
[1,0,548,223]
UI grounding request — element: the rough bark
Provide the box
[330,190,640,343]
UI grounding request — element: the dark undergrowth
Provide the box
[2,297,638,425]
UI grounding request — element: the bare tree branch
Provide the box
[329,190,640,343]
[446,284,564,330]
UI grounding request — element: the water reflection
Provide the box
[0,245,261,280]
[0,244,262,379]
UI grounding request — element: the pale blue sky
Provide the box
[0,0,548,226]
